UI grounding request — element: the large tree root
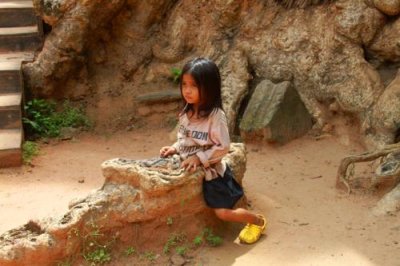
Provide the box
[336,143,400,194]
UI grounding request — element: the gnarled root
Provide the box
[336,143,400,194]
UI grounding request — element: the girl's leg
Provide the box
[214,208,264,226]
[214,208,267,244]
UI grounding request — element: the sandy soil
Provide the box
[0,127,399,266]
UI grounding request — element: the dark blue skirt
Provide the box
[202,166,244,209]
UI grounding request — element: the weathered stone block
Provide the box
[0,143,246,265]
[240,80,313,144]
[373,0,400,16]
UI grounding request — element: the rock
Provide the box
[33,0,73,26]
[334,0,385,45]
[25,0,126,97]
[0,144,246,265]
[135,90,181,104]
[170,254,186,265]
[373,183,400,215]
[239,80,313,144]
[373,0,400,16]
[372,151,400,187]
[221,49,251,133]
[24,0,400,146]
[233,0,385,145]
[368,17,400,62]
[370,70,400,143]
[275,0,332,8]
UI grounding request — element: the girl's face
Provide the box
[182,74,200,106]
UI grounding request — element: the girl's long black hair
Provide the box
[179,57,223,118]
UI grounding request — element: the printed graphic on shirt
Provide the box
[179,145,201,154]
[178,125,209,141]
[178,123,211,156]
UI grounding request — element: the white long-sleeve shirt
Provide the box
[172,108,230,180]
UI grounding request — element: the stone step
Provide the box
[0,92,21,108]
[0,93,22,129]
[0,1,37,28]
[0,129,22,167]
[0,108,21,129]
[0,25,42,52]
[0,51,34,62]
[0,1,32,7]
[0,61,22,94]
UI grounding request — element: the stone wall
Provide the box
[24,0,400,146]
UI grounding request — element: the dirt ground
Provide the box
[0,125,399,266]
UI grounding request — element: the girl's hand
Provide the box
[181,155,201,172]
[160,146,177,157]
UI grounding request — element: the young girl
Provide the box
[160,57,266,244]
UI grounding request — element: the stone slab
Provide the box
[0,129,22,150]
[0,144,246,264]
[0,26,42,52]
[0,60,21,70]
[0,93,21,108]
[0,1,33,8]
[0,25,37,35]
[0,52,34,62]
[240,79,313,144]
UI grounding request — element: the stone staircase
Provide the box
[0,0,42,167]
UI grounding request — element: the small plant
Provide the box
[204,228,223,247]
[170,67,182,83]
[83,248,111,264]
[71,221,116,265]
[175,246,187,256]
[23,99,57,137]
[22,141,39,164]
[163,233,186,254]
[124,246,136,256]
[163,237,177,254]
[142,251,157,261]
[23,99,91,139]
[192,235,203,247]
[194,228,223,247]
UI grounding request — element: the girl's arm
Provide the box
[160,146,177,157]
[195,110,230,168]
[160,141,179,157]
